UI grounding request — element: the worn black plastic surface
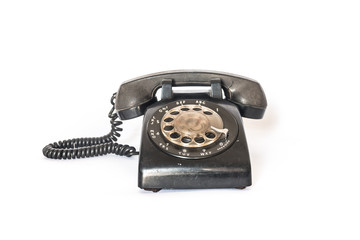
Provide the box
[138,94,252,190]
[115,70,267,120]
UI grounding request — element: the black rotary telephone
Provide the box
[43,70,267,192]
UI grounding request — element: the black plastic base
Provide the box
[138,94,252,190]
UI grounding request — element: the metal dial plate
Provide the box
[161,104,225,148]
[147,99,239,159]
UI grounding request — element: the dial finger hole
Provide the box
[181,136,192,143]
[194,137,205,143]
[164,117,174,122]
[203,111,213,115]
[205,132,216,139]
[170,132,180,138]
[164,126,174,131]
[193,107,202,111]
[181,107,190,111]
[170,111,180,115]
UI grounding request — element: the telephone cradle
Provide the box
[43,70,267,192]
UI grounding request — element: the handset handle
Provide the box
[115,70,267,120]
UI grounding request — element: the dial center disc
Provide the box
[174,111,210,134]
[161,104,224,148]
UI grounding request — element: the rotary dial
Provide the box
[160,104,228,148]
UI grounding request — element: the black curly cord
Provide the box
[42,93,139,159]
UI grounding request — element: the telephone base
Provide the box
[138,95,252,191]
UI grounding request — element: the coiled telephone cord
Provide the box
[42,93,139,159]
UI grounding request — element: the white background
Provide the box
[1,1,359,239]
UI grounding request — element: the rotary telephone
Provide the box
[43,70,267,192]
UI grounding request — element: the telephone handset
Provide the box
[43,70,267,191]
[116,70,266,120]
